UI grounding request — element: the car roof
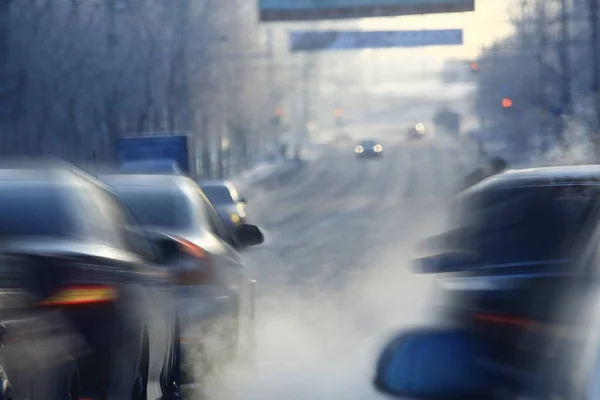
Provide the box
[0,161,108,189]
[462,165,600,196]
[100,173,197,194]
[200,180,233,188]
[360,138,378,143]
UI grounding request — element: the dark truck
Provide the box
[116,133,196,178]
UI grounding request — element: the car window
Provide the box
[77,183,124,247]
[0,182,75,237]
[201,185,234,205]
[453,184,600,265]
[110,186,197,231]
[197,189,231,240]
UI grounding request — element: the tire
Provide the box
[161,316,181,400]
[51,356,79,400]
[132,328,149,400]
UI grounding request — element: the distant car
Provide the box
[200,181,247,233]
[407,123,426,140]
[355,139,383,159]
[101,174,263,383]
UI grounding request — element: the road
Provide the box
[189,139,477,400]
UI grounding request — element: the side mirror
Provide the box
[373,329,494,399]
[124,229,160,262]
[236,224,263,247]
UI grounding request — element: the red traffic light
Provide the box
[273,107,284,117]
[502,98,513,108]
[334,108,343,117]
[470,61,480,71]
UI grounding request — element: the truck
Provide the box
[116,132,196,177]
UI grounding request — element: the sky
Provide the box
[358,0,518,60]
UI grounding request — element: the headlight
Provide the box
[373,144,383,152]
[354,146,364,153]
[230,213,241,224]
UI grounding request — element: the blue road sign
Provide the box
[289,29,463,52]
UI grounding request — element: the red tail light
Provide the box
[474,313,537,328]
[171,237,215,286]
[39,285,118,306]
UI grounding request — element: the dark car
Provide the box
[0,162,178,400]
[390,166,600,400]
[200,180,247,233]
[100,174,263,383]
[355,139,383,159]
[407,123,426,141]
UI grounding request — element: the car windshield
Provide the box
[0,183,73,237]
[201,185,234,205]
[111,186,195,230]
[360,140,377,147]
[452,184,600,265]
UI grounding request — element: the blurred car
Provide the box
[0,162,178,400]
[355,139,383,159]
[399,166,600,400]
[100,174,263,383]
[407,123,426,141]
[200,180,247,233]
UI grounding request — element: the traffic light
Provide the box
[470,61,480,72]
[501,98,513,108]
[272,107,283,126]
[334,108,343,117]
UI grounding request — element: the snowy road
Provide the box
[187,139,477,400]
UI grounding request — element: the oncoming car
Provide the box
[407,123,426,141]
[355,139,383,159]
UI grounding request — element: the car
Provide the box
[355,139,383,159]
[407,123,426,141]
[100,174,264,384]
[390,166,600,400]
[0,161,178,400]
[200,180,248,234]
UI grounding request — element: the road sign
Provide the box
[289,29,463,52]
[259,0,475,22]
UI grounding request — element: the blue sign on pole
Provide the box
[290,29,463,52]
[259,0,475,22]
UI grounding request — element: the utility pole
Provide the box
[559,0,572,117]
[298,56,310,160]
[536,0,548,153]
[590,0,600,138]
[266,28,278,151]
[0,0,9,80]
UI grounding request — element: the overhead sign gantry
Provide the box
[259,0,475,22]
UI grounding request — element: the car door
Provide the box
[194,187,247,308]
[98,188,175,389]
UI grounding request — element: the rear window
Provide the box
[453,184,600,264]
[0,183,73,237]
[111,187,196,230]
[201,186,233,205]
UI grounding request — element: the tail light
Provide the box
[171,237,215,286]
[38,285,118,307]
[474,313,537,328]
